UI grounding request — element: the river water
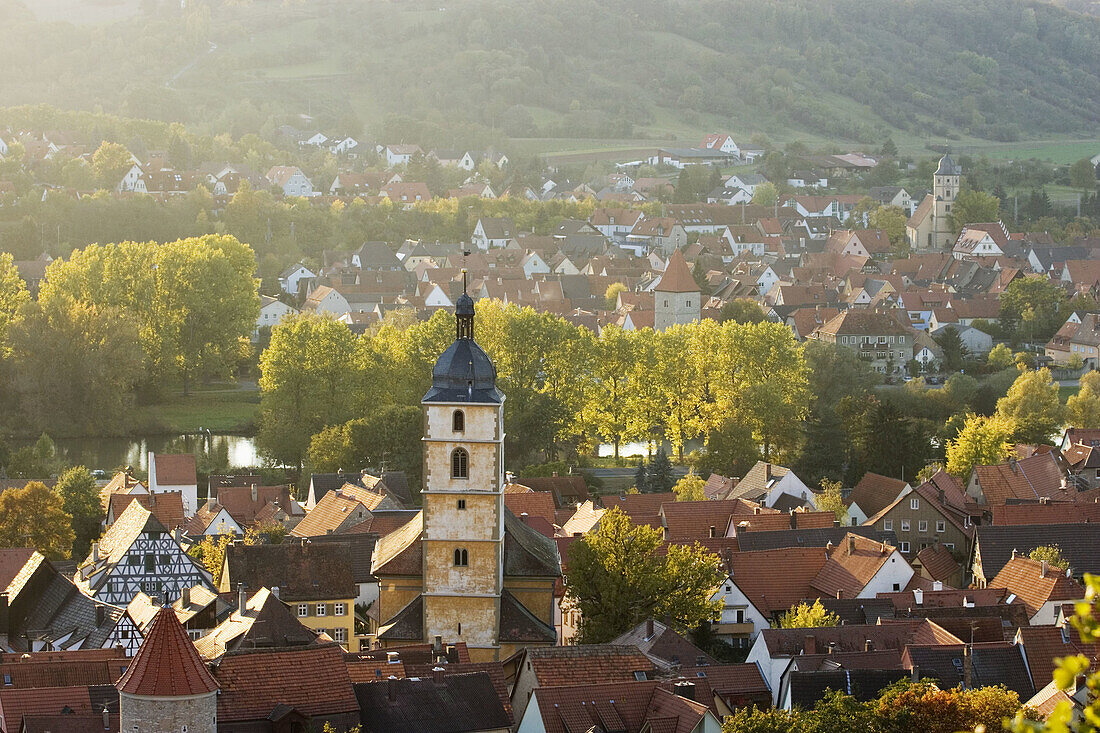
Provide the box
[14,433,261,472]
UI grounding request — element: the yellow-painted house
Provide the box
[371,287,561,662]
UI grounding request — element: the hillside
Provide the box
[1,0,1098,148]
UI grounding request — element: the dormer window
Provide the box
[452,448,469,479]
[453,410,465,433]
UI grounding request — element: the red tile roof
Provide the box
[117,607,219,696]
[915,545,959,583]
[655,250,698,293]
[0,686,97,730]
[1016,625,1100,691]
[504,491,558,527]
[0,548,37,593]
[973,453,1069,506]
[992,502,1100,525]
[152,453,196,486]
[727,547,829,615]
[989,556,1085,617]
[525,645,653,689]
[528,680,709,733]
[848,473,909,517]
[213,644,358,723]
[810,534,896,600]
[108,491,185,532]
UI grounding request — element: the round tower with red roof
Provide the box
[117,606,219,733]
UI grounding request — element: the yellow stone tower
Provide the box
[932,153,961,249]
[419,285,507,655]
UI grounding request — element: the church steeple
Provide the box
[456,270,474,340]
[423,278,501,404]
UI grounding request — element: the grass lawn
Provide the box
[133,383,260,434]
[1059,384,1080,403]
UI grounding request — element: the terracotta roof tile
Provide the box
[660,499,775,542]
[213,644,358,723]
[989,556,1084,617]
[915,545,959,583]
[528,680,708,733]
[973,453,1069,506]
[1016,625,1100,690]
[504,491,558,527]
[108,491,184,532]
[212,484,300,527]
[761,620,962,657]
[354,671,512,732]
[655,250,699,293]
[849,473,909,517]
[151,453,196,486]
[726,547,829,615]
[117,607,218,696]
[525,645,654,688]
[811,534,896,599]
[992,502,1100,525]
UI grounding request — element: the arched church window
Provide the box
[454,548,468,566]
[453,410,465,433]
[452,449,469,479]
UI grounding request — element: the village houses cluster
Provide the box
[1,128,1100,731]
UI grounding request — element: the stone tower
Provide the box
[420,286,507,657]
[932,153,961,250]
[654,249,701,331]
[117,606,219,733]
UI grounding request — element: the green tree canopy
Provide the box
[54,466,103,559]
[565,508,723,643]
[996,367,1064,444]
[945,413,1017,478]
[0,481,75,560]
[1067,371,1100,429]
[778,599,840,628]
[672,469,704,501]
[949,188,1001,233]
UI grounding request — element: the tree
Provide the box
[189,526,261,583]
[604,282,627,310]
[90,141,135,190]
[633,460,649,493]
[816,478,848,523]
[778,599,840,629]
[8,298,144,433]
[945,413,1016,478]
[949,189,1001,233]
[868,205,908,254]
[996,368,1064,444]
[54,466,103,559]
[718,299,767,324]
[648,449,674,492]
[565,508,723,643]
[672,470,705,501]
[1069,158,1096,191]
[307,404,425,491]
[580,325,634,458]
[933,326,968,372]
[880,138,898,158]
[258,314,364,468]
[987,343,1015,371]
[0,252,29,354]
[0,481,75,560]
[1067,371,1100,428]
[1029,544,1068,569]
[751,181,778,206]
[1000,277,1067,343]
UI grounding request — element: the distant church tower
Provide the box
[420,284,507,655]
[931,153,961,250]
[654,249,701,331]
[117,606,219,733]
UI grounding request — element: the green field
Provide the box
[955,140,1100,165]
[133,383,260,434]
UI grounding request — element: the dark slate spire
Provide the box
[423,278,503,404]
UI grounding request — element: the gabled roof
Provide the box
[760,619,962,657]
[848,472,909,517]
[354,671,512,733]
[915,545,959,583]
[611,619,717,669]
[117,607,219,697]
[989,556,1084,617]
[905,642,1034,699]
[221,542,355,601]
[1015,625,1100,693]
[725,548,829,616]
[213,644,358,723]
[108,491,184,532]
[972,453,1069,506]
[520,645,654,688]
[527,680,710,733]
[975,523,1100,581]
[151,453,196,486]
[810,534,898,600]
[193,587,319,660]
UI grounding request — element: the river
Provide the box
[13,434,261,472]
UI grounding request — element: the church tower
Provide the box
[419,284,506,657]
[931,153,961,249]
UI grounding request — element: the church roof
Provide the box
[655,250,699,293]
[935,154,961,176]
[500,589,558,642]
[422,297,503,405]
[117,606,219,697]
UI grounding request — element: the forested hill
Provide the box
[1,0,1097,146]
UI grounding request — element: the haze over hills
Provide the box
[1,0,1098,148]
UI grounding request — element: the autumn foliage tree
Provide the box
[0,481,75,560]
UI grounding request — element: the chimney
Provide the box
[804,635,817,655]
[237,583,247,612]
[181,586,191,608]
[102,707,109,730]
[431,666,446,683]
[91,542,99,563]
[753,506,761,515]
[646,618,655,640]
[836,589,843,599]
[937,487,945,505]
[848,535,856,554]
[1041,560,1048,578]
[963,645,973,689]
[1009,458,1018,474]
[272,586,280,599]
[251,484,258,502]
[551,471,558,478]
[674,680,696,701]
[913,589,923,605]
[709,526,716,538]
[865,639,874,652]
[764,463,772,482]
[95,604,106,627]
[932,580,943,591]
[172,526,182,544]
[434,635,443,654]
[387,676,398,702]
[911,665,920,682]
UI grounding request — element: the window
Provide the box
[900,541,910,553]
[453,410,465,433]
[298,604,308,617]
[316,603,327,617]
[454,548,469,566]
[735,609,745,623]
[910,498,920,510]
[335,603,346,616]
[451,449,469,479]
[918,520,928,533]
[901,520,910,532]
[936,521,946,533]
[883,519,893,531]
[457,499,466,510]
[159,554,171,566]
[686,300,692,307]
[334,628,347,643]
[144,554,155,573]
